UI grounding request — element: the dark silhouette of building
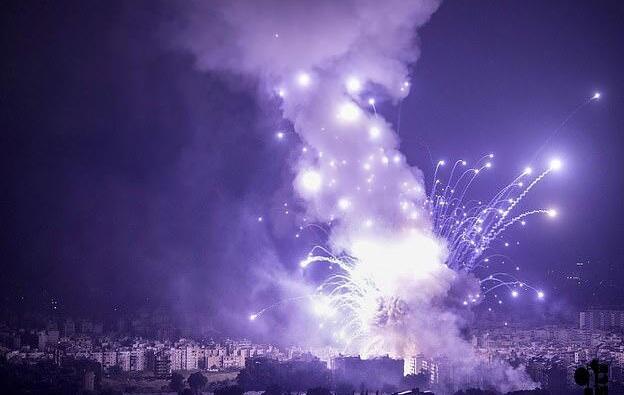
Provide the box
[154,351,171,378]
[331,355,404,391]
[238,356,330,391]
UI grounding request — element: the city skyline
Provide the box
[3,309,624,393]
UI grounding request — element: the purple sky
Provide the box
[2,0,623,334]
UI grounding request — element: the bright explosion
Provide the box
[179,1,602,390]
[252,69,577,360]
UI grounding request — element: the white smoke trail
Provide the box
[175,1,534,391]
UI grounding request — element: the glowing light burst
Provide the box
[302,158,558,346]
[299,169,323,193]
[337,197,351,210]
[251,70,567,360]
[549,158,562,171]
[296,72,312,87]
[430,156,561,273]
[345,76,362,94]
[255,158,561,356]
[336,101,361,122]
[368,126,381,140]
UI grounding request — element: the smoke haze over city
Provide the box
[2,1,624,394]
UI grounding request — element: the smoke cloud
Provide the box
[174,0,534,392]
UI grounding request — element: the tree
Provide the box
[306,387,331,395]
[215,384,245,395]
[188,371,208,394]
[453,389,497,395]
[335,382,355,395]
[263,384,284,395]
[107,365,123,376]
[170,372,186,393]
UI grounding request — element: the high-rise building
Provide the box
[130,349,146,371]
[63,319,76,337]
[155,351,171,378]
[47,330,59,345]
[117,350,131,371]
[579,309,624,330]
[406,354,440,384]
[37,331,47,350]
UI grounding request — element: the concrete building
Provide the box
[580,309,624,330]
[102,350,117,368]
[154,351,171,378]
[117,350,131,371]
[130,349,146,371]
[63,319,76,337]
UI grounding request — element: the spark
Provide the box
[592,92,601,100]
[337,102,361,122]
[273,158,559,353]
[296,72,311,87]
[250,59,564,361]
[549,158,562,171]
[369,126,381,139]
[300,170,323,193]
[345,76,362,93]
[338,198,351,210]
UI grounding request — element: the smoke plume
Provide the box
[174,0,534,392]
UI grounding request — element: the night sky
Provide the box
[2,1,624,334]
